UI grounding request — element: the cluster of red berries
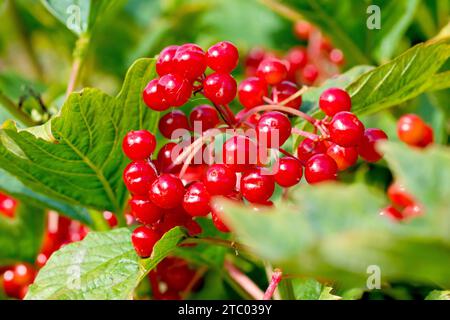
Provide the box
[397,114,434,148]
[381,182,423,221]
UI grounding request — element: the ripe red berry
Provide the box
[297,138,327,164]
[256,111,292,148]
[403,204,423,219]
[380,205,404,221]
[158,73,192,107]
[173,43,207,80]
[103,211,118,228]
[257,58,288,85]
[183,182,211,217]
[326,144,358,171]
[238,77,268,109]
[203,164,237,196]
[159,261,196,292]
[156,45,179,76]
[417,125,434,148]
[319,88,352,117]
[0,193,17,218]
[2,264,36,299]
[240,168,275,203]
[329,112,365,147]
[387,182,415,208]
[206,41,239,73]
[294,20,314,40]
[305,154,338,184]
[189,104,220,132]
[211,206,230,233]
[123,160,157,195]
[272,81,303,110]
[245,47,267,69]
[274,157,303,187]
[302,64,319,84]
[143,79,169,111]
[157,142,184,173]
[357,128,388,163]
[222,135,258,172]
[122,130,156,161]
[149,174,185,209]
[130,195,163,225]
[397,114,427,146]
[131,226,160,258]
[158,110,190,139]
[203,72,237,105]
[286,47,308,75]
[329,49,345,65]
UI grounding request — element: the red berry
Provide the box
[387,182,415,208]
[2,264,36,299]
[294,20,314,40]
[159,261,195,291]
[286,47,308,75]
[211,206,230,233]
[149,174,185,209]
[326,144,358,171]
[122,130,156,161]
[329,49,345,65]
[297,138,327,164]
[156,45,179,76]
[173,44,207,80]
[103,211,118,228]
[183,182,211,217]
[206,41,239,73]
[274,157,303,187]
[157,142,183,173]
[236,109,260,127]
[380,205,404,221]
[245,47,267,69]
[143,79,169,111]
[305,154,338,184]
[123,161,157,195]
[203,72,237,105]
[240,168,275,203]
[222,135,258,172]
[158,110,190,139]
[238,77,268,109]
[158,73,192,107]
[189,104,220,132]
[203,164,237,195]
[357,128,388,163]
[257,58,288,85]
[272,81,302,110]
[329,112,365,147]
[397,114,427,146]
[403,204,423,219]
[0,193,17,218]
[417,125,434,148]
[256,111,292,148]
[130,195,163,225]
[319,88,352,117]
[302,64,318,84]
[131,226,160,258]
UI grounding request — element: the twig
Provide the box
[263,268,283,300]
[0,91,36,127]
[259,0,303,22]
[291,127,321,141]
[224,260,264,300]
[66,34,90,97]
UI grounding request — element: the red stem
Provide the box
[263,269,283,300]
[237,104,318,127]
[224,261,264,300]
[291,127,321,140]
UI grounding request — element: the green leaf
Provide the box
[291,278,340,300]
[25,227,186,300]
[0,202,45,265]
[425,290,450,300]
[426,71,450,92]
[347,37,450,115]
[0,58,159,213]
[40,0,113,35]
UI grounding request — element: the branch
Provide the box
[0,91,36,127]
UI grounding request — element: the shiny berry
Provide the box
[2,264,36,299]
[326,144,358,171]
[160,261,195,291]
[319,88,352,117]
[380,205,403,221]
[156,45,179,76]
[403,204,423,219]
[329,111,365,147]
[189,104,220,132]
[417,125,434,148]
[203,72,237,105]
[143,79,169,111]
[158,110,190,139]
[157,142,183,173]
[183,182,211,217]
[211,204,230,233]
[294,20,314,40]
[238,77,268,109]
[149,174,185,209]
[397,114,427,146]
[274,157,303,187]
[173,44,207,80]
[122,130,156,161]
[286,47,308,75]
[329,49,345,65]
[0,193,17,218]
[103,211,118,228]
[357,128,388,162]
[203,164,237,196]
[222,135,258,172]
[256,111,291,148]
[272,81,302,110]
[206,41,239,73]
[387,182,415,208]
[302,64,319,84]
[245,47,267,69]
[130,195,163,225]
[257,58,288,85]
[305,154,338,184]
[240,168,275,203]
[296,138,327,164]
[131,226,160,258]
[123,161,157,195]
[158,73,192,107]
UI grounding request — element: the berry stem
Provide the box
[183,236,252,254]
[291,127,321,141]
[237,104,318,127]
[279,86,309,107]
[180,266,208,299]
[263,268,283,300]
[66,34,90,97]
[223,104,237,125]
[224,260,264,300]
